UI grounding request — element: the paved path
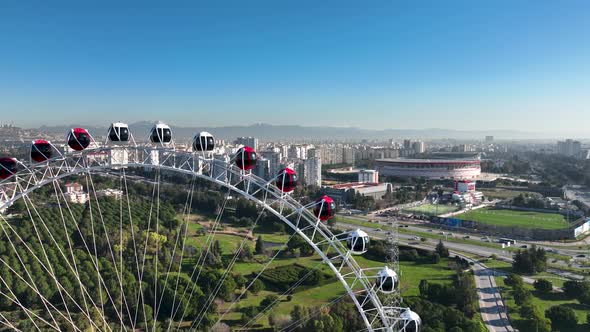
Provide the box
[472,262,515,332]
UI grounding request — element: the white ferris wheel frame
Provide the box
[0,145,414,332]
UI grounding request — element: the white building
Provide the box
[342,147,355,164]
[65,183,89,204]
[358,169,379,183]
[96,189,123,200]
[412,141,425,154]
[303,157,322,186]
[320,146,343,165]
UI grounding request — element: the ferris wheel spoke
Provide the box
[0,220,69,331]
[11,186,111,331]
[0,311,21,331]
[0,280,46,331]
[0,256,83,331]
[151,167,162,332]
[241,260,324,329]
[21,185,114,331]
[19,194,82,329]
[158,175,197,327]
[190,208,266,330]
[120,169,148,329]
[132,169,160,329]
[51,179,127,330]
[214,226,301,328]
[85,171,135,330]
[171,186,233,328]
[279,292,349,332]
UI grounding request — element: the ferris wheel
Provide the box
[0,122,421,332]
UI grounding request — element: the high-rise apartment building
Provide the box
[235,137,259,151]
[557,139,582,157]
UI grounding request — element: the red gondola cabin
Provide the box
[31,139,53,162]
[235,146,257,171]
[0,157,17,179]
[67,128,91,151]
[276,167,297,192]
[314,195,335,221]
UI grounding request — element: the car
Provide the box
[463,235,470,239]
[375,228,382,232]
[520,245,528,249]
[427,229,433,232]
[411,236,420,241]
[576,254,586,258]
[439,232,445,235]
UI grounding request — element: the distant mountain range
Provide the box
[34,122,544,141]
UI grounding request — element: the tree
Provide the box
[533,279,552,293]
[250,279,264,294]
[453,271,478,317]
[512,245,547,274]
[563,280,590,299]
[240,305,259,325]
[545,305,578,330]
[504,274,523,287]
[255,236,265,255]
[512,285,532,306]
[238,244,253,261]
[259,294,279,310]
[301,269,322,286]
[419,280,429,297]
[435,240,449,258]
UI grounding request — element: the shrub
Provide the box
[533,279,552,293]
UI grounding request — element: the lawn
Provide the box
[496,277,590,331]
[455,207,569,230]
[402,203,459,216]
[179,213,475,329]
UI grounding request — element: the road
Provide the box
[335,222,516,332]
[340,214,590,268]
[472,261,515,332]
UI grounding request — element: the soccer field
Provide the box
[456,208,569,230]
[402,204,459,216]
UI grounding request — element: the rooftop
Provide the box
[376,158,480,164]
[329,182,385,189]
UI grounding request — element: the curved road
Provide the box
[335,221,516,332]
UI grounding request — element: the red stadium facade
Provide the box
[375,158,481,180]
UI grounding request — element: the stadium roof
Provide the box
[375,158,480,164]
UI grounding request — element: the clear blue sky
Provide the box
[1,1,589,135]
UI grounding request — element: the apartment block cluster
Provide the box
[557,139,589,159]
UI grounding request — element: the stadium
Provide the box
[375,158,481,180]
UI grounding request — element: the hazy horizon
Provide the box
[1,1,589,136]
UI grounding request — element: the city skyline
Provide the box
[1,1,590,136]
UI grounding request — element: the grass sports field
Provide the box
[402,204,459,216]
[456,207,569,230]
